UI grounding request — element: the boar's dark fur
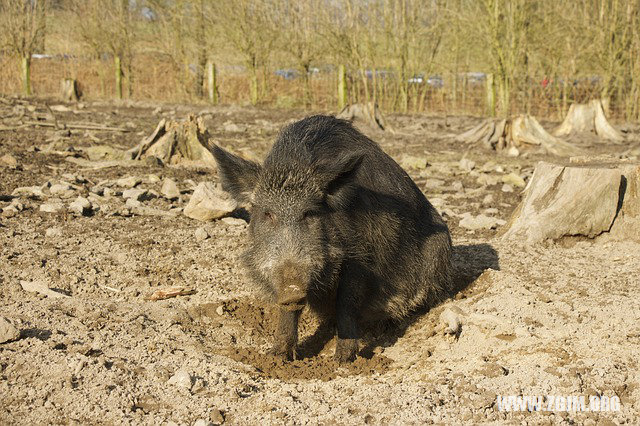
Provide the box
[211,115,452,362]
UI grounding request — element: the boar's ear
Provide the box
[321,152,364,210]
[211,144,261,204]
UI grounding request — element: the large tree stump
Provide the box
[126,115,216,167]
[337,102,393,133]
[553,99,624,142]
[61,78,80,101]
[501,158,640,243]
[456,114,580,156]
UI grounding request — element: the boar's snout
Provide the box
[274,260,308,310]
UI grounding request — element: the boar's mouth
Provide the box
[277,284,306,311]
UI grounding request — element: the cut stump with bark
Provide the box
[337,102,393,133]
[61,78,80,101]
[126,115,216,167]
[456,114,580,156]
[501,158,640,244]
[554,99,624,142]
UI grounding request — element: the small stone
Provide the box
[440,308,461,335]
[481,194,494,206]
[501,184,514,193]
[161,178,180,200]
[506,146,520,157]
[167,369,193,389]
[0,317,20,344]
[40,200,65,213]
[90,185,104,196]
[501,172,526,188]
[103,187,115,197]
[220,217,246,226]
[1,206,18,218]
[122,188,153,201]
[12,186,45,198]
[195,227,209,242]
[69,197,92,215]
[459,214,506,231]
[452,181,464,192]
[125,198,141,208]
[400,155,428,170]
[20,280,69,298]
[49,183,75,198]
[116,176,142,188]
[210,409,225,425]
[459,158,476,172]
[424,178,445,190]
[147,174,161,184]
[0,153,18,168]
[483,208,499,215]
[184,183,237,222]
[193,419,209,426]
[45,227,63,238]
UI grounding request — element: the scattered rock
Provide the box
[195,227,209,242]
[481,194,494,206]
[506,146,520,157]
[209,409,225,425]
[1,206,18,218]
[45,227,63,238]
[40,200,65,213]
[161,178,180,200]
[167,369,193,390]
[0,317,20,344]
[125,198,142,208]
[184,183,237,222]
[220,217,246,226]
[400,155,428,170]
[49,183,75,198]
[193,419,210,426]
[20,280,70,298]
[501,184,514,193]
[122,188,154,202]
[148,174,161,184]
[12,186,45,198]
[90,185,104,196]
[116,176,142,188]
[452,181,464,193]
[476,174,500,186]
[483,208,499,215]
[143,155,164,167]
[69,197,92,215]
[501,172,526,188]
[440,308,462,335]
[459,158,476,172]
[424,178,445,190]
[459,214,506,231]
[0,153,18,168]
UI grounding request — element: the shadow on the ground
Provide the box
[296,243,500,360]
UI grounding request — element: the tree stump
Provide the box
[61,78,80,101]
[337,102,393,133]
[501,158,640,243]
[553,99,623,142]
[456,114,580,156]
[126,115,216,167]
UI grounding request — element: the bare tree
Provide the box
[0,0,47,96]
[72,0,136,99]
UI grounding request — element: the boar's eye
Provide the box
[301,209,320,220]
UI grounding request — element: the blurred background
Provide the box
[1,0,639,121]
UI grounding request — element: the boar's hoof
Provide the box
[334,338,359,363]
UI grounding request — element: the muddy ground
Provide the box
[1,97,639,425]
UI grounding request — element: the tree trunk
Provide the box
[554,99,624,142]
[61,78,80,101]
[115,55,123,100]
[21,55,32,96]
[337,64,348,111]
[207,61,219,105]
[486,73,495,117]
[249,65,258,106]
[501,159,640,243]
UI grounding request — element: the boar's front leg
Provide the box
[335,266,364,363]
[271,307,301,360]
